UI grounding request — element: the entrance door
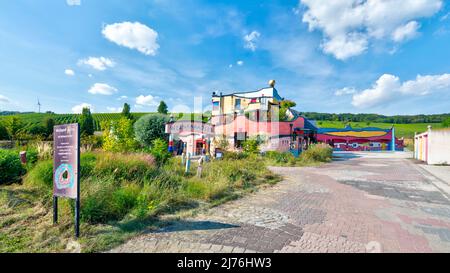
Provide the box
[195,139,205,155]
[234,132,247,148]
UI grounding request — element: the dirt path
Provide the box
[110,153,450,253]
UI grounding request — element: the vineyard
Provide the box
[0,113,149,132]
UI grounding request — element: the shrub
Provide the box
[102,117,138,152]
[150,138,171,166]
[300,143,333,163]
[0,149,26,184]
[265,151,296,165]
[242,138,261,154]
[134,114,168,147]
[223,151,248,160]
[23,160,53,189]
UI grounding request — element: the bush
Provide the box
[0,149,26,184]
[223,151,248,160]
[150,138,171,166]
[265,151,296,165]
[134,114,168,147]
[300,143,333,163]
[242,138,260,154]
[102,117,138,152]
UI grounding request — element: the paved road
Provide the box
[110,153,450,253]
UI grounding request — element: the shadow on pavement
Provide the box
[146,220,240,234]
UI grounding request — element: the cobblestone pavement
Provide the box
[110,154,450,253]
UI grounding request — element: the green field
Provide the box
[315,121,442,138]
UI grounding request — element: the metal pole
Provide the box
[75,123,80,238]
[53,196,58,224]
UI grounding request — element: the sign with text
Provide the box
[53,123,80,199]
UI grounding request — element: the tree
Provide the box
[27,124,46,137]
[79,107,94,136]
[44,117,55,138]
[102,117,138,152]
[121,103,133,120]
[157,101,168,115]
[443,117,450,128]
[134,114,169,147]
[4,116,23,140]
[279,100,297,121]
[0,122,9,140]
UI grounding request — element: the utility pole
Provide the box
[37,98,41,113]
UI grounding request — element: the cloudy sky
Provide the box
[0,0,449,115]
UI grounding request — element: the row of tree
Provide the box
[300,112,450,124]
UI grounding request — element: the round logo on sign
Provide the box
[55,164,75,190]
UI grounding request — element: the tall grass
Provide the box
[23,151,280,226]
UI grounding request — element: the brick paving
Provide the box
[110,154,450,253]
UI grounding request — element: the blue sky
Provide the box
[0,0,449,115]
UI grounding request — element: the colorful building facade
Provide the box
[166,81,405,156]
[210,82,317,155]
[316,126,404,151]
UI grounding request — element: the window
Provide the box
[235,99,241,110]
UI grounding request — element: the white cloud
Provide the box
[351,73,450,108]
[228,64,233,68]
[102,22,159,56]
[88,83,118,95]
[136,95,158,106]
[65,69,75,76]
[72,103,93,114]
[106,106,123,113]
[243,31,260,51]
[236,60,244,66]
[0,94,10,103]
[300,0,443,60]
[392,21,420,42]
[66,0,81,6]
[335,87,357,96]
[78,57,115,71]
[117,95,128,101]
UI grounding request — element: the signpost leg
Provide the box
[53,196,58,224]
[75,198,80,238]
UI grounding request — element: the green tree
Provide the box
[134,114,169,147]
[4,116,23,140]
[0,122,9,140]
[279,100,297,121]
[102,117,138,152]
[44,117,55,138]
[157,101,168,115]
[27,124,46,137]
[443,117,450,128]
[121,103,133,120]
[150,138,171,166]
[79,107,94,136]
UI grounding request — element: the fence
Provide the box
[414,126,450,165]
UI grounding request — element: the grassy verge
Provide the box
[264,143,333,167]
[0,152,281,253]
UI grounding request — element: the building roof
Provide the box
[213,87,283,101]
